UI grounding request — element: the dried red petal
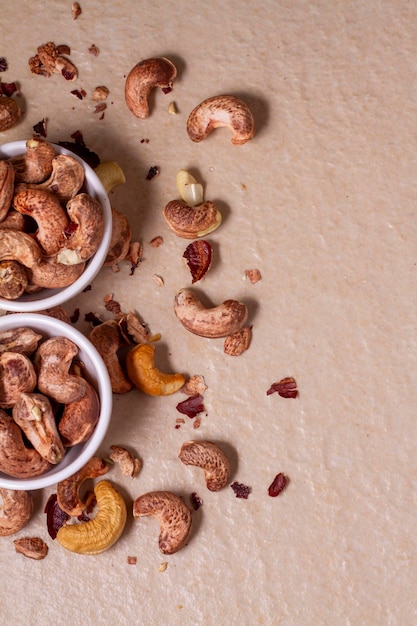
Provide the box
[183,240,212,283]
[176,394,205,418]
[230,482,251,499]
[190,492,203,510]
[44,493,69,539]
[63,222,78,238]
[146,166,159,180]
[267,377,298,398]
[33,118,47,137]
[58,132,100,169]
[0,81,17,96]
[85,312,103,326]
[268,473,288,497]
[71,89,84,99]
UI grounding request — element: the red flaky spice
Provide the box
[268,473,288,497]
[230,482,251,499]
[176,394,205,418]
[267,377,298,399]
[183,240,212,283]
[44,493,69,539]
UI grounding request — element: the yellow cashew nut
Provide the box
[56,480,127,555]
[126,343,185,396]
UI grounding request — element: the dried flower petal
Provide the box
[183,240,212,283]
[267,377,298,399]
[33,118,47,137]
[44,493,69,539]
[268,473,288,497]
[176,394,205,418]
[230,482,251,499]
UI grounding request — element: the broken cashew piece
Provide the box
[56,480,127,555]
[187,95,255,145]
[57,457,109,516]
[163,200,222,239]
[0,410,51,478]
[178,440,230,491]
[133,491,192,555]
[0,488,33,536]
[174,288,248,338]
[0,260,28,299]
[176,170,204,207]
[126,343,185,396]
[125,57,177,119]
[109,445,141,478]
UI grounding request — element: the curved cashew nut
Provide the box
[56,480,127,555]
[9,138,56,184]
[0,410,51,478]
[0,228,43,268]
[57,457,109,516]
[0,209,25,231]
[133,491,192,555]
[13,188,69,255]
[0,488,33,536]
[12,393,65,464]
[58,381,100,446]
[163,200,222,239]
[0,95,21,132]
[0,351,37,408]
[174,288,248,338]
[104,207,132,267]
[0,260,28,299]
[126,343,185,396]
[187,95,255,145]
[0,159,15,221]
[0,327,42,355]
[25,154,85,204]
[88,320,133,394]
[125,57,177,119]
[28,257,86,289]
[56,193,104,265]
[178,440,230,491]
[34,336,87,404]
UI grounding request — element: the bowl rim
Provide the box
[0,140,112,313]
[0,313,113,490]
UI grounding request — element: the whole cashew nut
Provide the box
[125,57,177,119]
[0,488,33,536]
[0,351,37,408]
[58,381,100,446]
[163,200,222,239]
[174,288,248,338]
[9,138,56,184]
[0,409,51,478]
[56,480,127,555]
[0,160,15,221]
[23,154,85,204]
[88,320,133,394]
[56,193,104,265]
[0,260,28,299]
[28,257,86,289]
[0,326,42,355]
[0,228,43,268]
[178,440,230,491]
[57,457,109,516]
[126,343,185,396]
[187,95,255,145]
[133,491,192,555]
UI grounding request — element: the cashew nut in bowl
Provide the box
[22,153,85,204]
[0,209,25,231]
[0,326,42,355]
[133,491,192,555]
[0,160,15,221]
[178,440,230,491]
[0,351,37,408]
[0,96,21,132]
[56,480,127,555]
[28,257,86,290]
[57,457,109,516]
[0,488,33,536]
[0,229,43,268]
[126,343,185,396]
[163,200,222,239]
[174,288,248,338]
[125,57,177,119]
[58,381,100,446]
[187,95,255,145]
[0,260,28,299]
[56,193,104,265]
[8,137,56,184]
[88,320,133,394]
[0,410,51,478]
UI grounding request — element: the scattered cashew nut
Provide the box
[187,95,255,145]
[126,343,185,396]
[125,57,177,119]
[108,445,141,478]
[178,440,230,491]
[174,288,248,338]
[133,491,192,555]
[57,457,109,516]
[163,200,222,239]
[0,488,33,536]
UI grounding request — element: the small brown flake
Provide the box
[230,481,251,499]
[92,85,109,101]
[94,102,107,114]
[146,166,160,180]
[193,416,201,429]
[190,492,203,510]
[127,556,137,565]
[245,268,262,284]
[88,44,100,56]
[104,294,122,315]
[149,236,163,248]
[224,326,252,356]
[268,473,288,497]
[33,118,47,137]
[71,89,85,100]
[267,377,298,399]
[125,241,143,275]
[72,2,82,19]
[0,57,8,72]
[13,537,48,560]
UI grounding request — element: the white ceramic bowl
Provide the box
[0,140,112,313]
[0,313,112,490]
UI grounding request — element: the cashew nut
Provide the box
[13,536,48,560]
[95,161,126,195]
[125,57,177,119]
[163,200,222,239]
[22,154,85,204]
[132,491,192,555]
[187,95,255,145]
[0,409,51,478]
[0,326,42,355]
[0,159,15,221]
[28,256,86,289]
[57,457,109,516]
[174,288,248,338]
[33,336,87,404]
[0,95,21,132]
[88,320,133,394]
[56,193,104,265]
[0,209,25,231]
[58,381,100,446]
[56,480,127,555]
[0,260,28,299]
[0,351,37,408]
[178,440,230,491]
[0,228,43,268]
[108,445,142,478]
[0,488,33,536]
[9,138,56,184]
[104,207,132,268]
[126,343,185,396]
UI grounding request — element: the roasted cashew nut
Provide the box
[0,159,15,221]
[187,95,255,145]
[56,193,104,265]
[0,260,28,299]
[0,228,43,268]
[0,351,37,408]
[58,381,100,446]
[34,336,87,404]
[104,207,132,268]
[0,410,51,478]
[125,57,177,119]
[9,138,56,184]
[133,491,192,555]
[23,154,85,204]
[28,257,86,289]
[0,488,33,536]
[57,480,127,555]
[126,343,185,396]
[88,320,133,394]
[178,440,230,491]
[0,209,25,231]
[0,327,42,355]
[174,288,248,338]
[163,200,222,239]
[0,95,21,132]
[57,457,109,516]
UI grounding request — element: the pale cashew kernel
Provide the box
[0,351,37,408]
[174,288,248,338]
[176,170,204,207]
[0,488,33,536]
[0,326,42,355]
[178,440,230,491]
[0,160,15,221]
[56,193,104,265]
[187,95,255,145]
[132,491,192,555]
[56,480,127,555]
[9,138,56,184]
[163,200,222,239]
[125,57,177,119]
[0,409,51,478]
[126,343,185,396]
[0,260,28,299]
[58,381,100,446]
[88,320,133,394]
[57,457,109,516]
[95,161,126,195]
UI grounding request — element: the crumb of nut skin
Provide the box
[245,268,262,284]
[158,562,168,572]
[224,326,252,356]
[149,236,163,248]
[152,274,164,287]
[181,375,207,396]
[72,2,81,18]
[125,241,142,265]
[127,556,137,565]
[92,85,109,101]
[193,416,201,429]
[88,44,100,56]
[94,102,107,114]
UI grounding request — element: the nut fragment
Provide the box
[224,325,252,356]
[0,260,28,299]
[0,95,21,132]
[125,57,177,119]
[176,170,204,207]
[57,457,109,516]
[0,351,37,408]
[187,95,255,145]
[95,161,126,194]
[89,320,133,394]
[0,409,51,478]
[133,491,192,555]
[163,200,222,239]
[13,536,48,560]
[126,343,185,396]
[178,440,230,491]
[109,445,141,478]
[0,488,33,536]
[56,480,127,555]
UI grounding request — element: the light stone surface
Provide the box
[1,1,417,624]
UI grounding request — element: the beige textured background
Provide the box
[1,1,417,624]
